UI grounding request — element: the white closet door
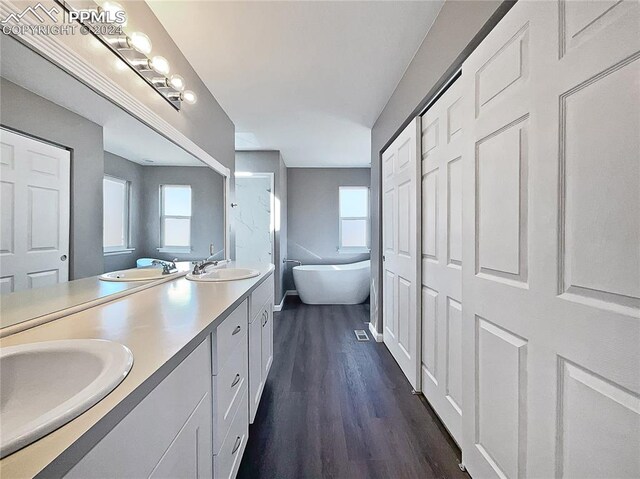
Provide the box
[460,2,640,478]
[420,78,464,445]
[0,128,70,293]
[382,117,421,390]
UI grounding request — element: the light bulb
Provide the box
[129,32,152,55]
[100,1,126,25]
[168,74,185,92]
[182,90,197,105]
[150,56,170,75]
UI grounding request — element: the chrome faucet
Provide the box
[283,259,302,266]
[191,260,219,275]
[152,259,177,275]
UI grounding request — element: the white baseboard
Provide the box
[368,322,383,342]
[273,290,298,312]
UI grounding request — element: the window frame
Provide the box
[338,186,371,254]
[159,184,193,253]
[103,175,133,255]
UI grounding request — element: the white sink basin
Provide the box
[100,268,172,282]
[186,267,260,282]
[0,339,133,458]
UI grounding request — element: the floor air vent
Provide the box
[354,330,369,341]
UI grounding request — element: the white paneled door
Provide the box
[420,77,464,445]
[0,128,70,293]
[382,118,421,391]
[460,1,639,478]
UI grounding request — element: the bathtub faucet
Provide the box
[283,259,302,266]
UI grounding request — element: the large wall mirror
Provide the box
[0,36,228,330]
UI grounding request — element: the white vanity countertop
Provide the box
[0,262,194,333]
[0,262,275,478]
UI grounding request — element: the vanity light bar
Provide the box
[54,0,197,111]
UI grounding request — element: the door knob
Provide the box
[60,255,67,261]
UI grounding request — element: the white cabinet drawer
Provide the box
[212,299,248,375]
[249,275,274,322]
[214,389,248,479]
[213,332,248,453]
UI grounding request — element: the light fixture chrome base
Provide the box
[54,0,186,111]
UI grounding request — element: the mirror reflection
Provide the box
[101,152,225,276]
[0,36,226,329]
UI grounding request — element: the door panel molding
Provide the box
[0,128,70,294]
[420,78,465,445]
[461,2,640,477]
[382,118,421,391]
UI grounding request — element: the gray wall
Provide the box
[103,152,144,272]
[138,166,225,263]
[286,167,371,290]
[0,78,104,280]
[104,153,225,268]
[235,151,288,303]
[369,0,508,331]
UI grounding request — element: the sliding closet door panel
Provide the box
[461,1,640,478]
[419,78,464,444]
[382,118,421,390]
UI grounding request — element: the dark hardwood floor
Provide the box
[238,298,469,479]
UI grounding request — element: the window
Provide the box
[160,184,192,252]
[103,176,130,253]
[339,186,370,252]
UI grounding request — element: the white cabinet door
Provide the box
[460,2,640,478]
[249,310,263,424]
[249,296,273,424]
[261,302,273,381]
[420,78,464,445]
[382,117,422,390]
[65,339,212,478]
[0,128,70,293]
[149,394,213,479]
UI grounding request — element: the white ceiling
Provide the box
[1,36,205,168]
[147,0,444,167]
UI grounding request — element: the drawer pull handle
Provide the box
[231,374,241,388]
[232,325,242,335]
[263,311,269,327]
[232,436,242,454]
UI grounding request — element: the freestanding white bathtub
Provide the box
[293,260,370,305]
